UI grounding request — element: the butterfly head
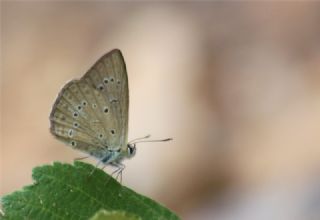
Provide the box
[127,143,136,158]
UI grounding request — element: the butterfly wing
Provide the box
[81,49,129,152]
[50,49,129,160]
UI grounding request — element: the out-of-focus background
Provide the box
[2,2,320,219]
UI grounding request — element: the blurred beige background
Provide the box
[2,2,320,219]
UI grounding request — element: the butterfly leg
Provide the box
[88,160,103,176]
[117,163,125,183]
[110,162,125,183]
[103,163,124,185]
[74,156,90,161]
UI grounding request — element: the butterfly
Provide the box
[49,49,171,178]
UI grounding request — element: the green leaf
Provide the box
[89,210,141,220]
[1,161,179,220]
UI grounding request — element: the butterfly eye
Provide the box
[127,144,136,157]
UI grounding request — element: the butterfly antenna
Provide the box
[132,138,173,144]
[129,134,151,144]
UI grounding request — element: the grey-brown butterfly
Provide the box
[50,49,171,179]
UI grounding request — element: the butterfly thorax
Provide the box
[100,143,136,164]
[101,150,123,164]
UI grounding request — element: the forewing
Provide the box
[81,49,129,151]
